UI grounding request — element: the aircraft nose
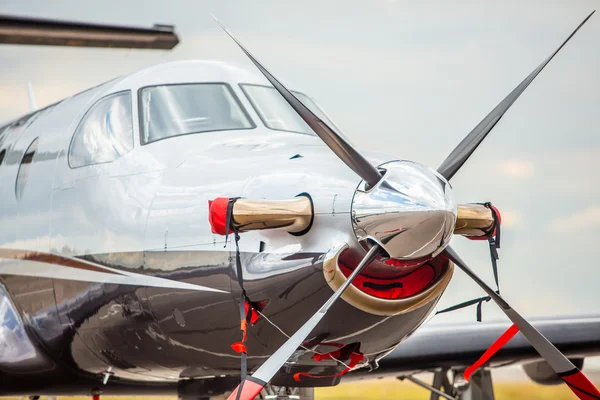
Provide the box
[351,160,457,260]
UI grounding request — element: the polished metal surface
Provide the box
[252,244,381,385]
[352,160,457,260]
[232,196,313,233]
[0,282,53,373]
[454,204,495,237]
[0,60,439,396]
[0,7,596,397]
[0,47,593,397]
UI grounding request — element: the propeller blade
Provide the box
[444,246,600,400]
[227,244,382,400]
[437,11,595,181]
[212,15,382,188]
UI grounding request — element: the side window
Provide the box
[13,112,41,131]
[0,125,9,167]
[15,138,38,200]
[0,124,10,146]
[69,91,134,168]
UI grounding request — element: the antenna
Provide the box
[26,81,37,112]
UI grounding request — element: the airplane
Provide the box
[0,11,599,400]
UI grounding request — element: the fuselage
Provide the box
[0,60,452,396]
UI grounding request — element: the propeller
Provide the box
[437,14,598,398]
[226,244,382,400]
[211,14,382,188]
[213,11,597,399]
[437,10,596,181]
[444,246,600,400]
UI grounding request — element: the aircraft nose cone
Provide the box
[351,160,457,260]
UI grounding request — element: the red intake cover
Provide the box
[208,197,233,235]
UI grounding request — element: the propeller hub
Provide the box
[351,160,457,260]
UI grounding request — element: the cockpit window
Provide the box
[241,84,338,136]
[139,83,254,144]
[69,91,133,168]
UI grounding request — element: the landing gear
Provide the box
[399,368,495,400]
[458,369,494,400]
[258,384,314,400]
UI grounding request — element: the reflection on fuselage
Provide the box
[0,60,449,396]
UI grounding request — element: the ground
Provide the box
[316,378,579,399]
[0,379,582,400]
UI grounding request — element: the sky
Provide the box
[1,0,599,327]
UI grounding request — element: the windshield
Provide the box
[139,83,254,144]
[241,84,338,135]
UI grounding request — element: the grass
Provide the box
[0,379,581,399]
[316,378,579,400]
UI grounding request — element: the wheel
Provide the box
[258,384,314,400]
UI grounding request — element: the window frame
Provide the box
[67,90,134,169]
[0,124,10,168]
[15,137,39,200]
[137,82,256,146]
[240,83,326,137]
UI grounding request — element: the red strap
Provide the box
[294,352,364,382]
[244,301,260,324]
[208,197,233,235]
[231,342,247,354]
[562,370,600,400]
[226,379,264,400]
[231,312,249,353]
[313,349,341,362]
[241,319,248,341]
[464,324,519,381]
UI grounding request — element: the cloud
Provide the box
[500,209,522,228]
[550,206,600,233]
[512,293,574,316]
[499,160,534,179]
[0,81,85,122]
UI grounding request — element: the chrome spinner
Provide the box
[351,160,457,260]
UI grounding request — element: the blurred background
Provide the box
[1,0,599,397]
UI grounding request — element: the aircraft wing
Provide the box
[0,14,178,49]
[351,315,600,378]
